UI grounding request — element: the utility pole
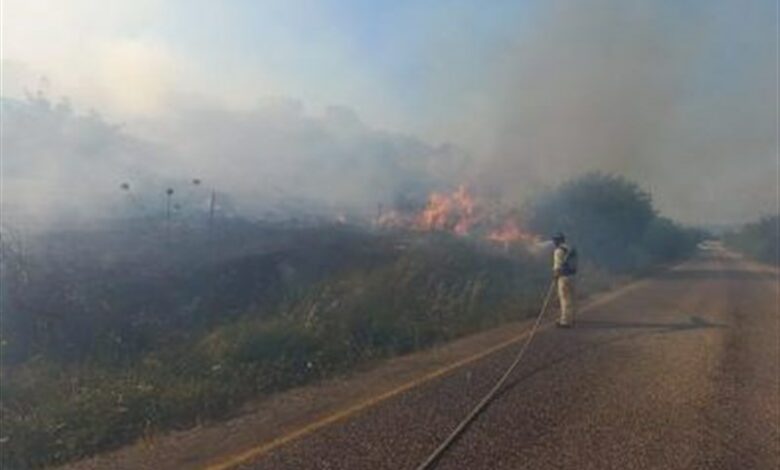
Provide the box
[208,189,216,261]
[165,188,174,245]
[208,189,216,238]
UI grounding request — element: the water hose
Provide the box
[415,279,557,469]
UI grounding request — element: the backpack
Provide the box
[561,246,578,276]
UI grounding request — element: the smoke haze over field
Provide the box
[1,96,469,227]
[1,0,777,227]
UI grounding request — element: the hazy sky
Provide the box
[2,0,778,225]
[2,0,530,131]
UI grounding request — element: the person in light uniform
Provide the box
[552,232,577,328]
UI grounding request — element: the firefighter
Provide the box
[552,232,577,328]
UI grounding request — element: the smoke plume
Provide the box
[2,0,776,228]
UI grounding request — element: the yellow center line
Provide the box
[203,277,651,470]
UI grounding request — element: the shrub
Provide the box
[724,215,779,265]
[528,173,701,272]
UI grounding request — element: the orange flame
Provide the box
[377,184,538,247]
[486,219,538,247]
[415,185,478,235]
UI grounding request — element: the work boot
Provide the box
[555,320,573,328]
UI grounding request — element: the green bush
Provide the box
[724,215,779,265]
[528,173,701,272]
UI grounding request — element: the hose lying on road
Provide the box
[415,279,558,470]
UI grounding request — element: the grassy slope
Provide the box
[0,221,654,469]
[2,226,560,468]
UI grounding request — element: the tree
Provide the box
[724,215,779,265]
[528,173,697,271]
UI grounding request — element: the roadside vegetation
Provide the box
[723,215,779,265]
[1,174,702,468]
[527,173,703,272]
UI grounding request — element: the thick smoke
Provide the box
[1,95,164,228]
[2,0,776,229]
[1,94,470,229]
[141,97,470,216]
[449,0,777,225]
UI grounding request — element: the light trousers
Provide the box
[557,275,575,325]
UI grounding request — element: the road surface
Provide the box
[65,246,779,469]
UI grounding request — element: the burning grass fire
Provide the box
[377,185,539,247]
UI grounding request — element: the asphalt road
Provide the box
[233,247,778,470]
